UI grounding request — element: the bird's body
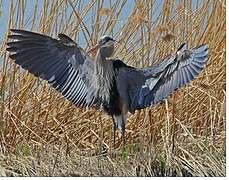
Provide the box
[6,29,209,146]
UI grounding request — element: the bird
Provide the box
[6,29,208,147]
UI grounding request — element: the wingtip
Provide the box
[197,44,208,49]
[7,34,18,39]
[9,28,19,33]
[9,29,25,35]
[202,44,209,50]
[178,43,209,52]
[192,44,209,56]
[6,47,11,52]
[58,33,76,46]
[177,43,188,52]
[9,28,36,35]
[6,42,11,46]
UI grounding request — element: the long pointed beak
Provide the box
[87,44,101,53]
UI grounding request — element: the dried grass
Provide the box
[0,0,226,177]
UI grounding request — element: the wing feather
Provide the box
[7,29,97,107]
[130,44,208,111]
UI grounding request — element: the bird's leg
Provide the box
[121,121,126,147]
[112,116,116,148]
[113,114,127,148]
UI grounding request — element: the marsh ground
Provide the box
[0,0,226,176]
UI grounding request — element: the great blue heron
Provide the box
[6,29,208,146]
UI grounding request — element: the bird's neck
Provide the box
[94,51,115,102]
[95,50,106,69]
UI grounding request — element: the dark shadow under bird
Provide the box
[6,29,209,147]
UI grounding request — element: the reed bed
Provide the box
[0,0,226,176]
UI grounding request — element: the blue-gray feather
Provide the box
[115,44,208,112]
[7,29,97,108]
[7,29,208,115]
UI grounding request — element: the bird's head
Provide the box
[88,35,118,58]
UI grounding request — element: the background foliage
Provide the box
[0,0,226,176]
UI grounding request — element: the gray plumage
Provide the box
[6,29,209,146]
[7,29,97,107]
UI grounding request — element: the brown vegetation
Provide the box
[0,0,226,176]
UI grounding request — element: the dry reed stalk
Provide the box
[0,0,225,176]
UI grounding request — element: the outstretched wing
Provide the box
[116,43,208,112]
[7,29,97,107]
